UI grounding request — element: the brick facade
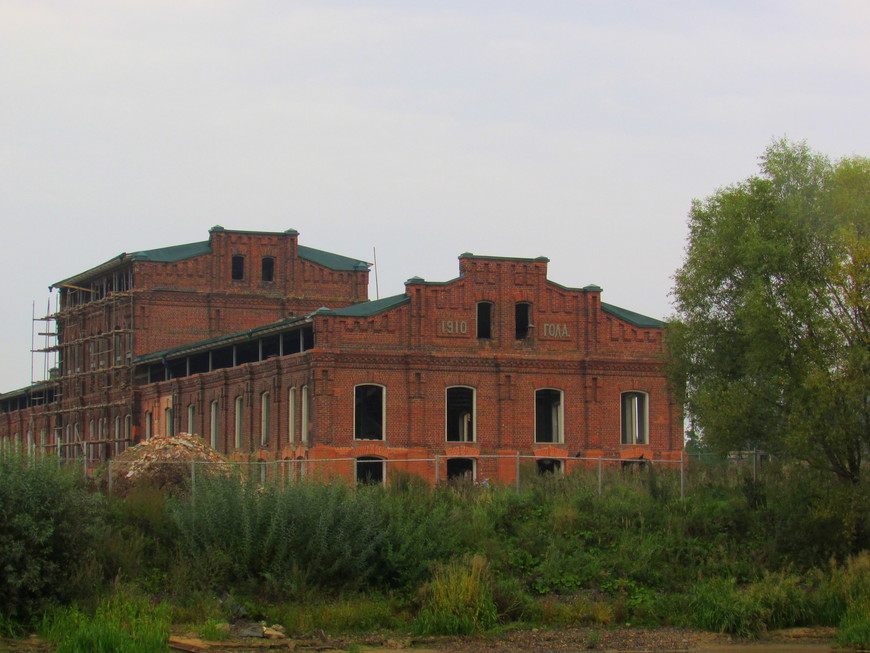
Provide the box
[1,231,682,483]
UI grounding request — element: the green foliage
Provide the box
[41,590,170,653]
[670,139,870,483]
[0,453,105,622]
[266,594,411,635]
[416,555,497,635]
[197,618,230,641]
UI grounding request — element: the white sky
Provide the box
[1,0,868,392]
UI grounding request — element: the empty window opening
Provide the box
[234,396,244,449]
[477,301,493,339]
[261,391,271,446]
[515,302,532,339]
[261,257,275,282]
[235,341,259,365]
[446,386,475,442]
[446,457,475,481]
[301,386,310,442]
[211,347,233,370]
[535,389,563,443]
[356,456,385,485]
[262,335,281,359]
[354,384,385,440]
[187,404,195,435]
[537,458,562,475]
[231,255,245,280]
[288,387,296,443]
[188,352,210,375]
[621,392,648,445]
[210,400,219,450]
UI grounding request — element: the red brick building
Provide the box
[0,228,682,483]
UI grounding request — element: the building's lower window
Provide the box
[145,413,152,440]
[535,389,563,443]
[288,387,296,442]
[165,407,174,437]
[537,458,562,475]
[356,456,385,485]
[621,392,648,445]
[354,384,385,440]
[187,403,195,435]
[301,386,310,443]
[234,396,244,449]
[446,457,475,481]
[261,391,271,446]
[210,400,219,450]
[446,386,475,442]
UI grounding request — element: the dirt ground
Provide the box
[0,626,839,653]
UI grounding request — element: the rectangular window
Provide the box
[288,387,296,443]
[515,302,531,339]
[301,386,310,443]
[446,387,475,442]
[621,392,648,445]
[165,407,174,437]
[188,404,195,435]
[261,257,275,282]
[535,389,563,443]
[234,396,244,448]
[231,255,245,280]
[261,391,271,446]
[477,301,493,339]
[210,400,219,450]
[145,412,152,440]
[354,384,385,440]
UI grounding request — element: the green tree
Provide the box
[669,140,869,483]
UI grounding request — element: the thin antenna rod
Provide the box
[372,247,380,300]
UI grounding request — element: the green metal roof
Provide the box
[601,303,664,328]
[130,240,212,262]
[323,294,410,317]
[298,245,370,271]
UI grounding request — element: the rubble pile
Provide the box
[107,432,235,496]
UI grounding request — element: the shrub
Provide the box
[0,453,104,622]
[416,555,497,635]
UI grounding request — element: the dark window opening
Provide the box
[167,358,186,379]
[189,352,210,375]
[262,335,281,359]
[282,330,302,355]
[302,326,315,350]
[235,340,259,365]
[261,257,275,282]
[537,459,562,475]
[355,385,384,440]
[447,457,475,481]
[211,347,233,370]
[515,302,532,339]
[231,255,245,281]
[356,456,385,484]
[621,392,648,445]
[535,389,562,443]
[446,387,475,442]
[477,301,493,339]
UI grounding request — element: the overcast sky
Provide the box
[1,0,868,392]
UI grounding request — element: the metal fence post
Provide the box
[190,460,196,500]
[107,460,113,494]
[680,453,685,503]
[598,456,602,496]
[434,455,439,486]
[515,451,520,490]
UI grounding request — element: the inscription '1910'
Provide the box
[542,323,569,338]
[439,320,468,335]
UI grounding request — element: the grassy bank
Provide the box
[1,453,868,648]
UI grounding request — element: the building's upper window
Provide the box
[446,386,475,442]
[621,392,648,445]
[231,255,245,280]
[515,302,532,339]
[262,257,275,282]
[477,301,493,339]
[535,389,563,443]
[354,384,385,440]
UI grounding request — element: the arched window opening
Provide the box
[446,387,475,442]
[621,392,648,445]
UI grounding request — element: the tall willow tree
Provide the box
[669,140,869,483]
